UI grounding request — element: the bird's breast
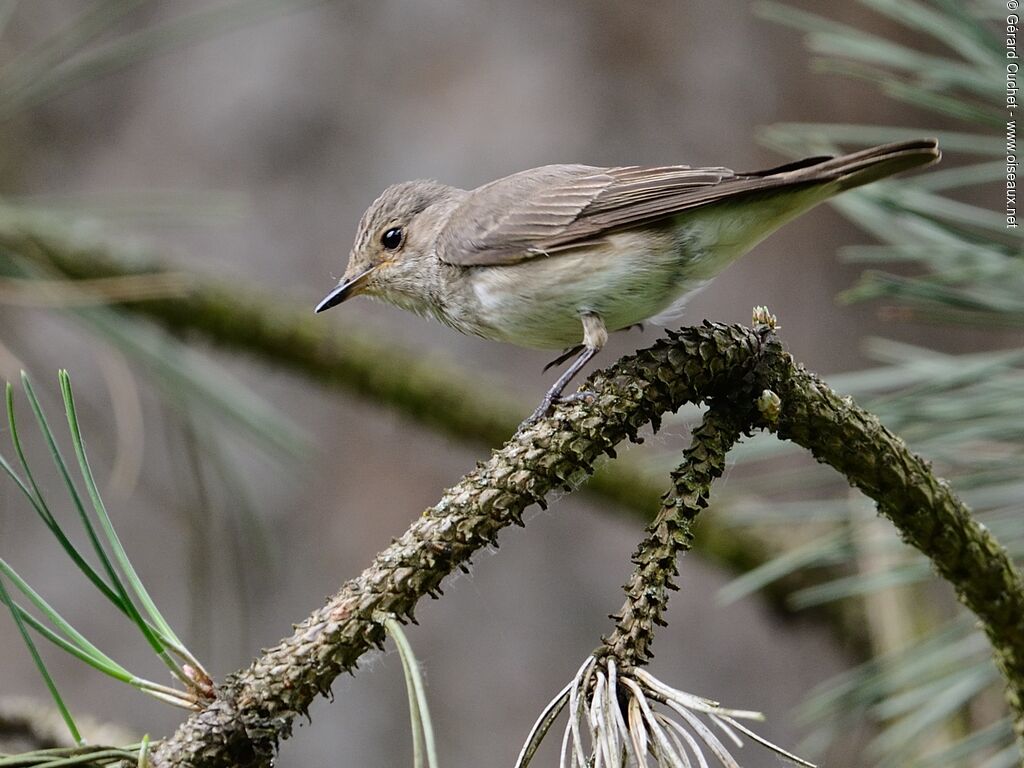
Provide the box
[458,232,714,349]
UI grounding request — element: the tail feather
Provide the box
[780,138,941,191]
[681,138,942,275]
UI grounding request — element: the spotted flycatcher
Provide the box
[316,139,940,421]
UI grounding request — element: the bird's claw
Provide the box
[560,390,598,406]
[522,390,598,426]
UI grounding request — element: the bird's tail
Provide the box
[753,138,941,190]
[677,138,941,283]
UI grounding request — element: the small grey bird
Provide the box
[316,139,940,421]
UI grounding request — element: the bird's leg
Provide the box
[543,344,585,373]
[526,348,598,423]
[526,312,607,423]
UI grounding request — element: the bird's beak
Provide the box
[314,266,374,313]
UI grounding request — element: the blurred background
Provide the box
[0,1,1017,766]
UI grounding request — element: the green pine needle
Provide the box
[57,371,190,679]
[386,617,440,768]
[4,382,126,609]
[0,573,82,745]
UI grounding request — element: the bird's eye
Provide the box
[380,227,404,251]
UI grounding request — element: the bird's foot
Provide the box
[560,389,598,406]
[525,338,602,427]
[523,389,599,426]
[523,399,553,426]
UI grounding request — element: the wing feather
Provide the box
[436,139,940,266]
[436,163,741,266]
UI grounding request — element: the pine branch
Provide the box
[147,323,768,767]
[141,323,1024,767]
[774,362,1024,747]
[602,407,746,667]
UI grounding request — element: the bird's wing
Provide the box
[436,140,940,267]
[435,163,752,266]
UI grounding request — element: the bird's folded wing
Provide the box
[434,163,776,266]
[436,140,938,267]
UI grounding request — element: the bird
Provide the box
[315,139,940,422]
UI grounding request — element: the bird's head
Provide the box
[315,180,462,314]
